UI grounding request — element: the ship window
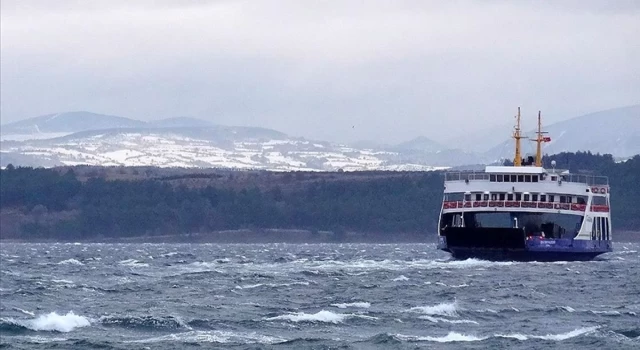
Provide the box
[490,174,496,182]
[592,196,607,205]
[560,196,567,203]
[532,175,539,182]
[577,197,586,204]
[548,195,555,202]
[540,194,546,202]
[491,194,497,200]
[464,194,471,201]
[525,175,531,182]
[517,175,524,182]
[532,194,538,202]
[475,194,481,201]
[567,197,573,203]
[551,176,557,181]
[515,193,522,201]
[483,194,489,201]
[511,175,517,182]
[523,194,530,201]
[507,193,513,200]
[499,193,505,200]
[497,175,503,182]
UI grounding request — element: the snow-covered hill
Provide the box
[0,127,448,171]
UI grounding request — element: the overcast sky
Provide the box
[1,0,639,143]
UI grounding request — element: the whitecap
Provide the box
[8,312,90,332]
[408,301,459,317]
[397,332,486,343]
[266,310,377,324]
[118,259,149,267]
[497,326,599,341]
[13,308,35,317]
[420,316,479,324]
[130,330,286,344]
[590,310,621,316]
[52,279,74,284]
[57,259,83,265]
[392,275,409,281]
[331,302,371,309]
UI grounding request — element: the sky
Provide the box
[1,0,639,144]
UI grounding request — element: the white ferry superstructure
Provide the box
[437,108,612,261]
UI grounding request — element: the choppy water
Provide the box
[1,243,639,349]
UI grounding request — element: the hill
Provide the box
[0,152,638,241]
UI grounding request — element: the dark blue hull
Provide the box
[446,248,604,262]
[438,236,612,262]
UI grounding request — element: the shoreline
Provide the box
[0,229,437,244]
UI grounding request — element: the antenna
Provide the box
[513,107,524,166]
[532,111,550,167]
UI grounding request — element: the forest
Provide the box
[0,152,638,241]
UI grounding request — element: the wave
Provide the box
[235,281,310,290]
[408,301,459,317]
[118,259,149,267]
[420,316,478,324]
[265,310,377,324]
[396,332,484,343]
[1,312,90,333]
[57,259,83,265]
[130,330,286,344]
[13,308,35,317]
[331,302,371,309]
[99,315,191,330]
[392,275,409,281]
[393,326,599,343]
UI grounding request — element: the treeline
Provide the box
[0,152,638,240]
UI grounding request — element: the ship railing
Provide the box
[442,200,610,213]
[444,171,609,186]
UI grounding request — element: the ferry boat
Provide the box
[437,108,613,261]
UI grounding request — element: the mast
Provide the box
[513,107,523,166]
[533,111,549,167]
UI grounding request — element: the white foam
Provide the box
[590,310,621,316]
[236,283,264,290]
[558,306,576,313]
[11,312,90,332]
[392,275,409,281]
[331,302,371,309]
[396,326,598,343]
[57,259,83,265]
[118,259,149,267]
[14,308,35,317]
[52,279,74,284]
[236,282,310,290]
[266,310,377,324]
[420,316,479,324]
[397,332,486,343]
[408,302,459,317]
[131,330,286,344]
[498,326,599,341]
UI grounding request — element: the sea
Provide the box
[1,242,639,349]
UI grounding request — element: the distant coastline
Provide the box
[1,229,638,244]
[1,152,639,242]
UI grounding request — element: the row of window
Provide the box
[488,174,558,183]
[467,193,587,204]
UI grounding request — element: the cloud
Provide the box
[1,0,639,143]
